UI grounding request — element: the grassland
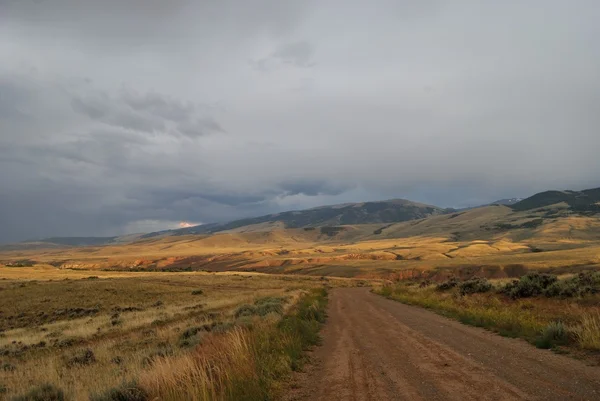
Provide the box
[0,268,340,400]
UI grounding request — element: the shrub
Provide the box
[212,321,234,333]
[90,382,148,401]
[191,289,204,295]
[11,384,65,401]
[255,297,285,316]
[142,343,174,366]
[234,304,257,318]
[536,321,568,349]
[544,272,600,298]
[501,273,558,299]
[235,297,286,318]
[2,362,16,372]
[459,278,492,295]
[178,327,205,348]
[436,277,459,291]
[66,348,96,367]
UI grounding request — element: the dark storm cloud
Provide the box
[1,0,600,242]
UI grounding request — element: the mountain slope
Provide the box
[511,187,600,212]
[142,199,449,239]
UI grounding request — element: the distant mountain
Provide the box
[141,199,450,238]
[10,187,599,251]
[511,187,600,212]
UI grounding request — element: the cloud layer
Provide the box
[1,0,600,242]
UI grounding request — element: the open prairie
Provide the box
[0,270,349,400]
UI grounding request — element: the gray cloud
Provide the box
[252,41,316,71]
[70,89,221,138]
[120,89,195,122]
[177,118,224,138]
[1,0,600,242]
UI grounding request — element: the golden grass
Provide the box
[572,313,600,351]
[0,272,333,399]
[138,328,253,401]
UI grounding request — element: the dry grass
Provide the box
[0,272,331,400]
[572,313,600,351]
[377,281,600,353]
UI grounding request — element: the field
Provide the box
[0,268,345,400]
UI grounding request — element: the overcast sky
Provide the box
[1,0,599,242]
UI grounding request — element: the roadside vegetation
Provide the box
[0,272,331,400]
[377,272,600,352]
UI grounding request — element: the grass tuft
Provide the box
[571,313,600,351]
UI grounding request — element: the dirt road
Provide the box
[287,288,600,401]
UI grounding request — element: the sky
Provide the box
[1,0,600,242]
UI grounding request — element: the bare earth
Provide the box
[287,288,600,401]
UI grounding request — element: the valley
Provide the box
[1,188,600,400]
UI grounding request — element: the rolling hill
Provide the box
[4,187,600,252]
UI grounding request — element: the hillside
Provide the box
[5,187,600,253]
[511,187,600,212]
[135,199,450,239]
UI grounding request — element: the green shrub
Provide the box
[191,289,204,295]
[142,343,174,366]
[66,348,96,367]
[459,278,492,295]
[177,327,204,348]
[536,321,568,349]
[502,273,558,299]
[436,277,459,291]
[11,384,65,401]
[211,321,234,333]
[544,272,600,298]
[255,297,285,316]
[234,304,257,318]
[235,297,286,318]
[90,381,148,401]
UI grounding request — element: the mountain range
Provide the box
[6,187,600,249]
